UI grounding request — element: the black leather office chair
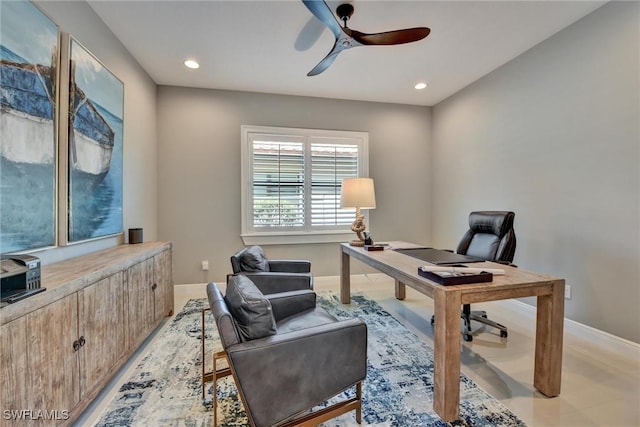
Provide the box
[432,211,516,342]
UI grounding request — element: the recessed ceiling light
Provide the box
[414,82,428,90]
[184,59,200,69]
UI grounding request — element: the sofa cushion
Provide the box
[225,275,276,341]
[239,246,270,272]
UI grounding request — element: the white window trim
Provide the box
[241,125,369,245]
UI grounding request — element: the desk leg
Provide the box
[395,280,406,300]
[534,279,564,396]
[340,247,351,304]
[433,287,461,422]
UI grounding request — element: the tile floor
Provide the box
[76,275,640,427]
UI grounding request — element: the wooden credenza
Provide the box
[0,241,173,426]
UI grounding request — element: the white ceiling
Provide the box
[87,0,607,106]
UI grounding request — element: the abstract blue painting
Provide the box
[67,38,123,242]
[0,0,58,253]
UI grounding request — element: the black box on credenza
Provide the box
[128,228,143,244]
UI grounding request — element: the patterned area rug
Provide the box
[95,293,526,427]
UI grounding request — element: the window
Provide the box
[241,125,369,245]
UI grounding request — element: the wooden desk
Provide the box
[340,241,564,422]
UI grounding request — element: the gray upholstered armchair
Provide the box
[205,277,367,427]
[229,246,313,294]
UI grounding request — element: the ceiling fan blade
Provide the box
[295,17,326,51]
[307,43,345,76]
[301,0,343,38]
[349,27,430,46]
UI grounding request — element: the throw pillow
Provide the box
[225,275,276,340]
[239,245,270,272]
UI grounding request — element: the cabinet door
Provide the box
[126,258,154,349]
[27,294,80,421]
[153,249,173,321]
[1,317,29,427]
[79,272,125,398]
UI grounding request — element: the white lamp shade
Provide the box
[340,178,376,209]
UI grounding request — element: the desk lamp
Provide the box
[340,177,376,246]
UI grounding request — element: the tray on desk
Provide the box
[418,267,492,285]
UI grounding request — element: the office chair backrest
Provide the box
[456,211,516,263]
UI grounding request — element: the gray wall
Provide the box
[431,2,639,343]
[156,88,431,284]
[32,1,158,264]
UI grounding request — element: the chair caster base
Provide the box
[431,313,508,341]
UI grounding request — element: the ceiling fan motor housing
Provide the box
[337,3,354,24]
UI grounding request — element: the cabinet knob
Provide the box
[152,283,158,291]
[73,340,80,352]
[79,336,86,347]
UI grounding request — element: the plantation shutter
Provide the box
[242,126,368,243]
[251,138,305,228]
[310,143,358,226]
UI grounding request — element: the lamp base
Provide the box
[349,240,365,247]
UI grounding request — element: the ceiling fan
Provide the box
[301,0,430,76]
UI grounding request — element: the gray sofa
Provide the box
[206,276,367,427]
